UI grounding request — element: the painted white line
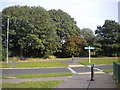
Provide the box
[94,68,103,71]
[86,65,103,71]
[67,67,77,74]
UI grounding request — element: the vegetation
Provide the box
[15,62,68,68]
[2,73,73,79]
[81,57,118,60]
[1,5,120,61]
[95,20,120,57]
[79,58,118,65]
[103,70,113,73]
[1,63,13,68]
[2,80,64,88]
[63,35,87,57]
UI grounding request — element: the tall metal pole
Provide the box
[6,16,9,64]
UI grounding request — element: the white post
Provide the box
[6,16,9,64]
[89,46,91,63]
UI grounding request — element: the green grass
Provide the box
[0,63,13,68]
[2,80,64,88]
[103,69,113,73]
[79,59,118,65]
[81,57,118,60]
[15,62,68,68]
[2,73,74,79]
[56,57,78,61]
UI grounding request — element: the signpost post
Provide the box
[85,46,95,63]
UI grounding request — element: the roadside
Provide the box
[1,57,119,89]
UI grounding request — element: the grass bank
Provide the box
[15,62,68,68]
[79,57,118,65]
[2,80,64,88]
[79,59,118,65]
[2,73,73,79]
[0,63,13,68]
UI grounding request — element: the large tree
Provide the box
[95,20,120,56]
[80,28,96,46]
[2,6,61,58]
[63,35,87,57]
[48,9,80,39]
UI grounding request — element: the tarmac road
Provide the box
[1,64,113,76]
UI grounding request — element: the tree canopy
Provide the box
[2,6,82,59]
[2,6,120,60]
[95,20,120,56]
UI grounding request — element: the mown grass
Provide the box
[81,57,118,60]
[2,80,64,88]
[0,63,13,68]
[103,69,113,73]
[15,62,68,68]
[2,73,73,79]
[79,59,118,65]
[56,57,78,61]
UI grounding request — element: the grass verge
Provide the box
[2,73,73,79]
[15,62,68,68]
[0,63,13,68]
[81,57,119,60]
[2,80,64,88]
[103,69,113,73]
[9,57,79,62]
[79,59,118,65]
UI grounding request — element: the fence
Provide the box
[113,62,120,83]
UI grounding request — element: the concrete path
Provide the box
[55,73,118,89]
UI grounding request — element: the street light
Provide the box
[6,16,9,64]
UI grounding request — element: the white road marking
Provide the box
[94,68,103,71]
[86,65,103,71]
[67,67,77,74]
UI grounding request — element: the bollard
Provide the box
[90,64,94,81]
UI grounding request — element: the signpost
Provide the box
[84,46,95,63]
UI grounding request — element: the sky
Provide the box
[0,0,119,31]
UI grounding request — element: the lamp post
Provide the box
[6,16,9,64]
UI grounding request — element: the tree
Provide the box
[63,35,87,57]
[80,28,96,46]
[2,6,61,58]
[95,20,120,56]
[48,9,80,39]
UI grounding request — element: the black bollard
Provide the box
[90,64,94,81]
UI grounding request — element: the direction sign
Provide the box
[85,47,95,49]
[84,46,95,63]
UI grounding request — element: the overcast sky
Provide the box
[0,0,119,31]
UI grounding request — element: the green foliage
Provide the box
[2,6,62,59]
[48,9,80,39]
[95,20,120,56]
[80,28,96,46]
[63,35,87,57]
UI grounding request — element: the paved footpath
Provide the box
[55,73,118,89]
